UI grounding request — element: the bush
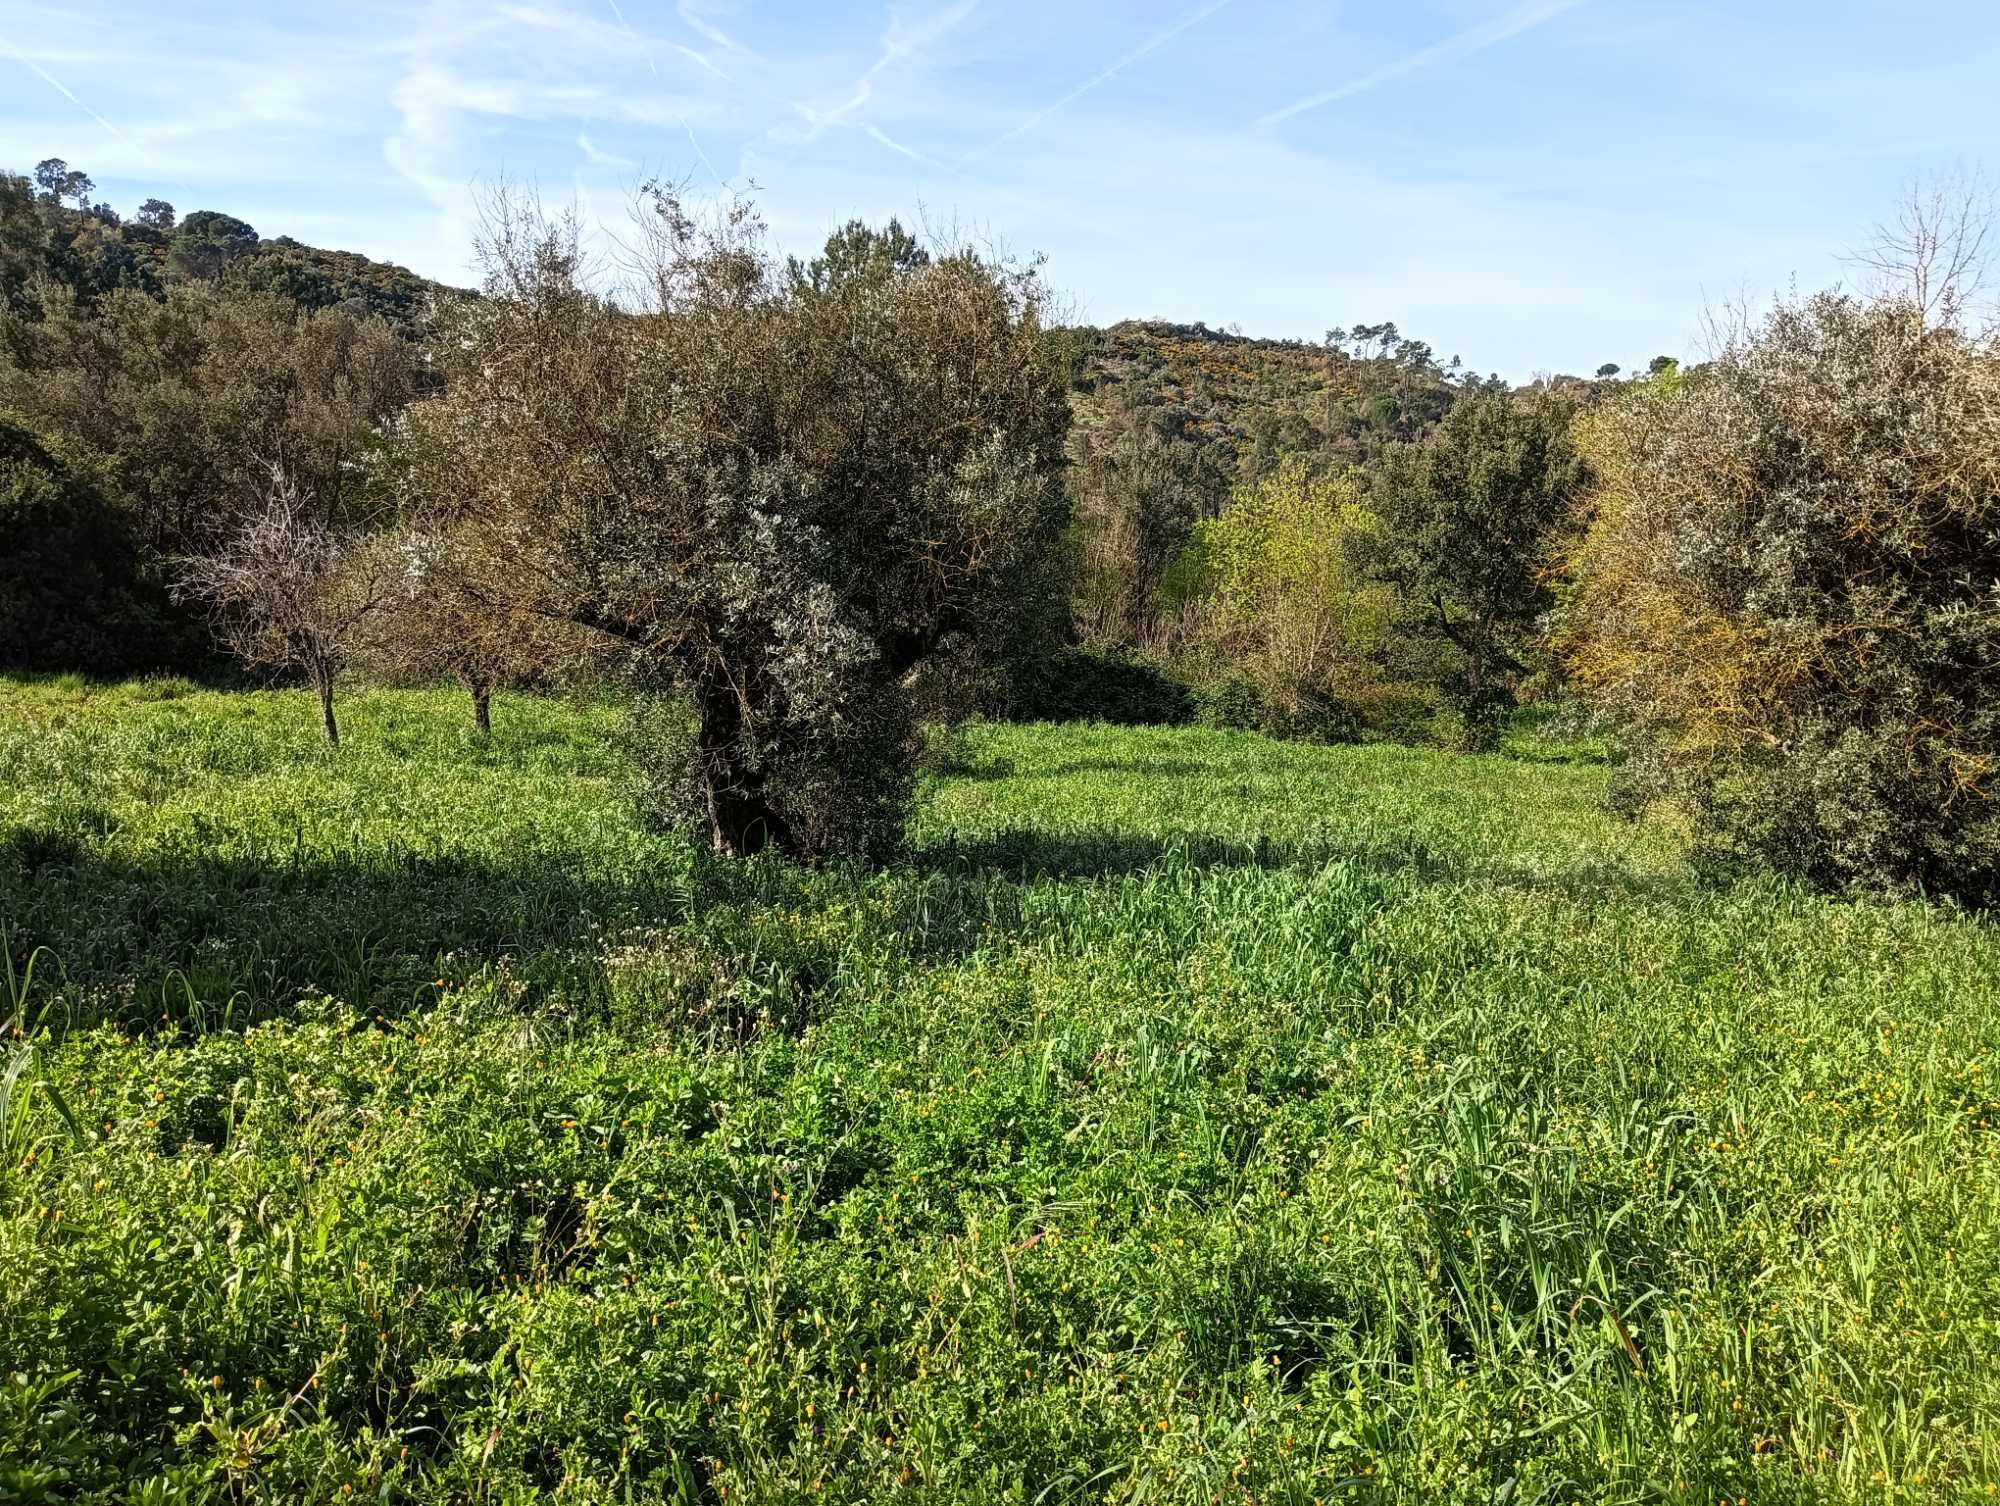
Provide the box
[1561,292,2000,903]
[0,417,191,675]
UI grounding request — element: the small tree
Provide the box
[1367,382,1586,745]
[1178,457,1393,735]
[359,522,596,734]
[179,464,388,745]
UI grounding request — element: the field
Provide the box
[3,677,1998,1504]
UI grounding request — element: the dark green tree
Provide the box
[1368,381,1586,744]
[0,418,183,674]
[170,211,259,281]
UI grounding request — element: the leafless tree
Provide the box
[179,463,390,745]
[1850,170,1995,328]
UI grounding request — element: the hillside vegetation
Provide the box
[4,679,1997,1502]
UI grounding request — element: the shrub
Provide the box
[1178,457,1395,738]
[1561,292,2000,902]
[1008,646,1195,726]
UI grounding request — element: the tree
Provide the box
[1178,456,1394,736]
[1,284,416,559]
[357,519,599,735]
[178,465,390,745]
[1367,382,1586,745]
[1560,290,2000,902]
[33,159,92,208]
[406,191,1070,858]
[170,210,258,281]
[1595,362,1621,379]
[135,199,175,231]
[1850,170,1992,328]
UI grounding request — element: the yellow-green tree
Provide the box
[1180,457,1393,733]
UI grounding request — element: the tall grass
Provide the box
[1,678,1996,1502]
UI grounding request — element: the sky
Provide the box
[3,0,1998,378]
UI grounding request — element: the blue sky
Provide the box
[3,0,1997,376]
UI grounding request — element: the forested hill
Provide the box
[1,158,446,334]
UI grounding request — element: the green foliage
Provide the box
[1368,382,1587,746]
[4,680,1999,1500]
[1560,296,2000,904]
[1179,458,1395,739]
[0,419,189,675]
[1008,646,1195,726]
[1564,292,2000,904]
[1063,320,1460,649]
[2,162,444,332]
[1,283,417,559]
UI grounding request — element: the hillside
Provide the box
[2,160,450,334]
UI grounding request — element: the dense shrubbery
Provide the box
[1171,458,1396,740]
[1562,292,2000,902]
[1007,645,1195,725]
[0,419,190,675]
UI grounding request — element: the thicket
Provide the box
[0,418,189,675]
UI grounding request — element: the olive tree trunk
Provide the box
[695,678,792,857]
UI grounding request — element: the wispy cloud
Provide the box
[577,130,637,167]
[953,0,1237,170]
[676,0,755,59]
[1257,0,1591,128]
[0,32,147,159]
[675,43,732,81]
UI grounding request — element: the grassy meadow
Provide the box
[2,676,1998,1503]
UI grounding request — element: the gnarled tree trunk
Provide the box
[695,677,792,857]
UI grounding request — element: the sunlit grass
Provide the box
[3,679,1997,1502]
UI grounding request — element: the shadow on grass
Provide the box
[4,810,1681,1037]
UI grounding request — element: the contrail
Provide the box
[0,34,144,157]
[1258,0,1590,128]
[601,0,726,188]
[954,0,1238,170]
[865,123,947,170]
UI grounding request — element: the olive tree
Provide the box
[408,192,1070,858]
[1560,291,2000,902]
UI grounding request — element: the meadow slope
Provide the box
[2,678,1997,1503]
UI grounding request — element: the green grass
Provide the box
[2,678,1997,1504]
